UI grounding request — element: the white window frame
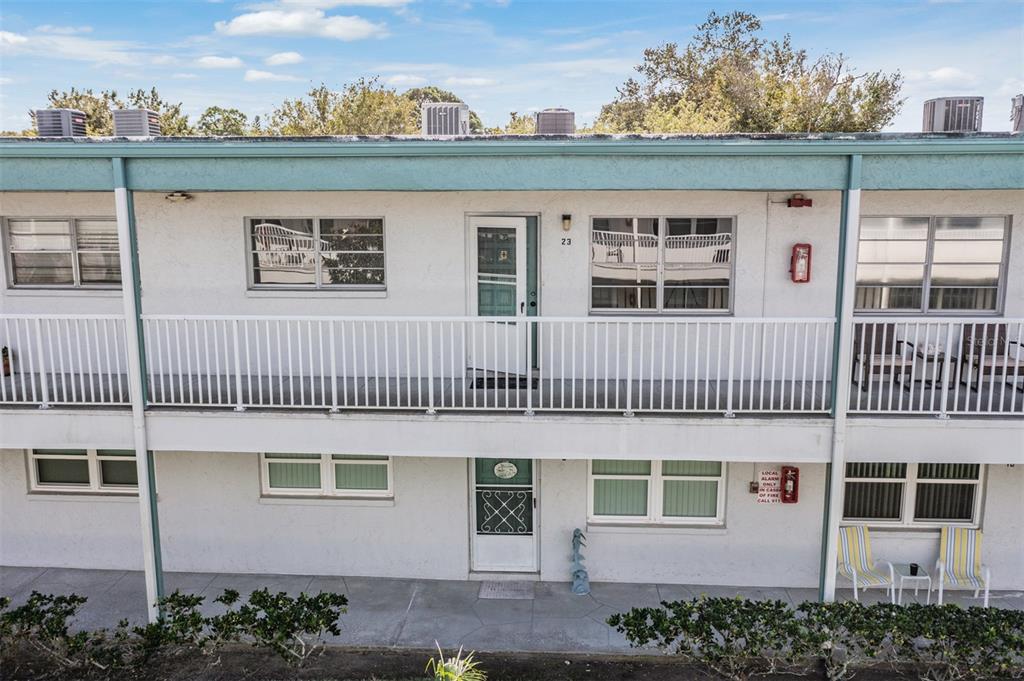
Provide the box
[259,453,393,498]
[3,217,121,290]
[854,215,1011,316]
[27,448,137,494]
[245,216,387,291]
[842,462,985,528]
[589,215,735,315]
[587,459,726,526]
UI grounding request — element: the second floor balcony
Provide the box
[1,314,1022,418]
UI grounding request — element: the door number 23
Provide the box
[561,237,572,245]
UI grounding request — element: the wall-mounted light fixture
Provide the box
[786,193,813,208]
[561,214,572,231]
[164,191,193,203]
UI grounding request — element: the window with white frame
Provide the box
[260,453,393,497]
[590,217,733,313]
[28,449,137,493]
[248,217,385,289]
[588,459,725,524]
[842,462,984,527]
[4,218,120,288]
[855,216,1009,313]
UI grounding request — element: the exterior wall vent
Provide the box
[113,109,162,137]
[421,102,470,136]
[922,97,984,132]
[35,109,87,137]
[1012,94,1023,134]
[535,108,575,134]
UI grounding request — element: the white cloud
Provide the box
[215,9,386,40]
[172,73,199,79]
[278,0,412,6]
[197,55,245,68]
[0,77,12,85]
[905,66,977,87]
[444,76,495,87]
[35,25,93,35]
[265,51,304,65]
[552,37,610,52]
[244,69,301,81]
[0,30,138,65]
[151,55,180,65]
[384,73,427,86]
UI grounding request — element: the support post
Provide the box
[820,154,862,602]
[113,157,164,622]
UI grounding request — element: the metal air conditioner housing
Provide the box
[35,109,87,137]
[535,108,575,134]
[922,97,984,132]
[421,102,470,136]
[113,109,162,137]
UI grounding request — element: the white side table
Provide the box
[896,564,931,605]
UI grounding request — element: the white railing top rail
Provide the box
[138,314,837,324]
[853,316,1024,324]
[0,313,127,320]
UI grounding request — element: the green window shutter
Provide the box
[267,454,321,489]
[663,460,721,477]
[592,460,651,475]
[593,479,648,516]
[100,460,138,486]
[663,480,718,517]
[334,462,389,490]
[37,459,90,485]
[96,449,135,457]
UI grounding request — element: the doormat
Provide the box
[478,581,535,600]
[472,376,538,390]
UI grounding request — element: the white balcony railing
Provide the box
[849,318,1024,416]
[0,315,130,407]
[138,316,835,415]
[4,313,1021,417]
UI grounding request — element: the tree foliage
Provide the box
[196,106,250,136]
[488,111,535,134]
[403,86,484,133]
[596,10,904,133]
[267,79,418,135]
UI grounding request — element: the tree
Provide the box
[267,79,417,136]
[402,86,483,133]
[489,111,535,134]
[125,88,194,135]
[596,11,904,133]
[197,106,249,136]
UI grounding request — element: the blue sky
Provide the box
[1,0,1022,133]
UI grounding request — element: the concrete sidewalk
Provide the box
[2,567,1020,654]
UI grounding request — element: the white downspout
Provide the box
[822,155,863,601]
[113,157,163,622]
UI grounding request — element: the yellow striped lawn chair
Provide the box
[837,526,895,602]
[935,527,990,607]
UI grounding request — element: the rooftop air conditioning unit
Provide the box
[35,108,87,137]
[1012,94,1023,134]
[421,102,470,136]
[535,108,575,134]
[113,108,162,137]
[922,97,983,132]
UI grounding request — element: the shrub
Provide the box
[426,643,487,681]
[796,601,909,680]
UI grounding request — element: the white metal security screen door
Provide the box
[471,458,537,572]
[468,216,529,383]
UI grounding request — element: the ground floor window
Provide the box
[588,459,724,524]
[260,453,392,497]
[842,462,983,527]
[28,449,137,493]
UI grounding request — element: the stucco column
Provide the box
[820,155,862,601]
[113,157,164,622]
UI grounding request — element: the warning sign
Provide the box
[757,469,781,504]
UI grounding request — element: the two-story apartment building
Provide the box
[1,133,1022,621]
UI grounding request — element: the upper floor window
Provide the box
[843,462,983,527]
[855,216,1009,314]
[248,217,385,290]
[4,218,120,288]
[28,448,137,494]
[590,217,733,313]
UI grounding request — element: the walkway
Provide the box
[2,567,1020,653]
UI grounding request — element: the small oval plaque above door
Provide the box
[493,461,518,480]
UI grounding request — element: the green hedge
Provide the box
[608,597,1024,681]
